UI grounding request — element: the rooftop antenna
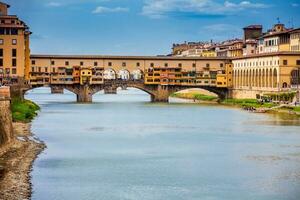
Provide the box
[276,17,280,24]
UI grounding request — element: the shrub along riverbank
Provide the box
[11,98,40,122]
[221,99,276,108]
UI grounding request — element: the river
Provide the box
[26,87,300,200]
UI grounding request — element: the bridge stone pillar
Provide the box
[151,85,172,102]
[51,86,64,94]
[76,85,92,103]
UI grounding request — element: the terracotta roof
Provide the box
[0,2,10,8]
[232,51,300,60]
[30,54,230,61]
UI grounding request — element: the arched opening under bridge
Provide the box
[169,88,219,103]
[92,87,153,103]
[24,86,77,104]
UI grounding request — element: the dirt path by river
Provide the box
[0,122,45,200]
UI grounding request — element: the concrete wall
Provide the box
[231,89,263,99]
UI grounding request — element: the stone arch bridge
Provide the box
[14,80,229,103]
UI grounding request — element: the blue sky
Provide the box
[5,0,300,55]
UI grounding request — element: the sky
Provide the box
[4,0,300,56]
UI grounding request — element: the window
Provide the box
[94,62,98,66]
[51,61,55,65]
[65,61,69,66]
[150,63,154,67]
[164,63,168,67]
[206,63,210,68]
[11,29,18,35]
[0,58,3,66]
[31,67,34,72]
[0,39,3,45]
[178,63,182,67]
[136,62,140,67]
[12,59,17,67]
[0,49,2,57]
[31,60,35,65]
[122,62,126,67]
[220,63,224,68]
[12,68,16,74]
[108,62,112,67]
[38,67,41,72]
[192,63,196,68]
[45,67,48,72]
[297,60,300,66]
[80,61,84,66]
[283,60,288,65]
[12,49,16,57]
[12,39,17,45]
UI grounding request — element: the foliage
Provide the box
[171,92,218,101]
[222,99,276,108]
[294,106,300,112]
[263,92,296,102]
[11,98,40,122]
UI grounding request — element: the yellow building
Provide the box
[0,2,31,84]
[228,40,244,57]
[201,50,217,57]
[80,67,92,85]
[216,63,233,88]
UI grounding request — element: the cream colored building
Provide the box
[232,52,300,98]
[290,28,300,52]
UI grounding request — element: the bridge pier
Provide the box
[51,86,64,94]
[76,85,92,103]
[151,85,173,102]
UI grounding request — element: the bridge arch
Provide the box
[131,69,143,80]
[118,69,130,80]
[104,68,117,80]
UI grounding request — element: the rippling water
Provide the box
[26,87,300,200]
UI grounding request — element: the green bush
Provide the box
[11,98,40,122]
[222,99,276,108]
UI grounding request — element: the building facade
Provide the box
[29,55,229,88]
[232,52,300,98]
[0,2,31,84]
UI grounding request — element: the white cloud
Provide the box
[46,2,62,7]
[291,3,299,7]
[202,24,240,32]
[142,0,271,18]
[92,6,129,14]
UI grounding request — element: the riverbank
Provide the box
[0,99,45,200]
[171,90,300,116]
[170,89,219,104]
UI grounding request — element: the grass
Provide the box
[11,98,40,122]
[221,99,276,108]
[294,106,300,112]
[171,92,218,101]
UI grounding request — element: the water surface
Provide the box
[27,88,300,200]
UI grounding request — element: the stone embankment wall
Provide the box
[0,87,14,147]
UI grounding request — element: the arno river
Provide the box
[26,88,300,200]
